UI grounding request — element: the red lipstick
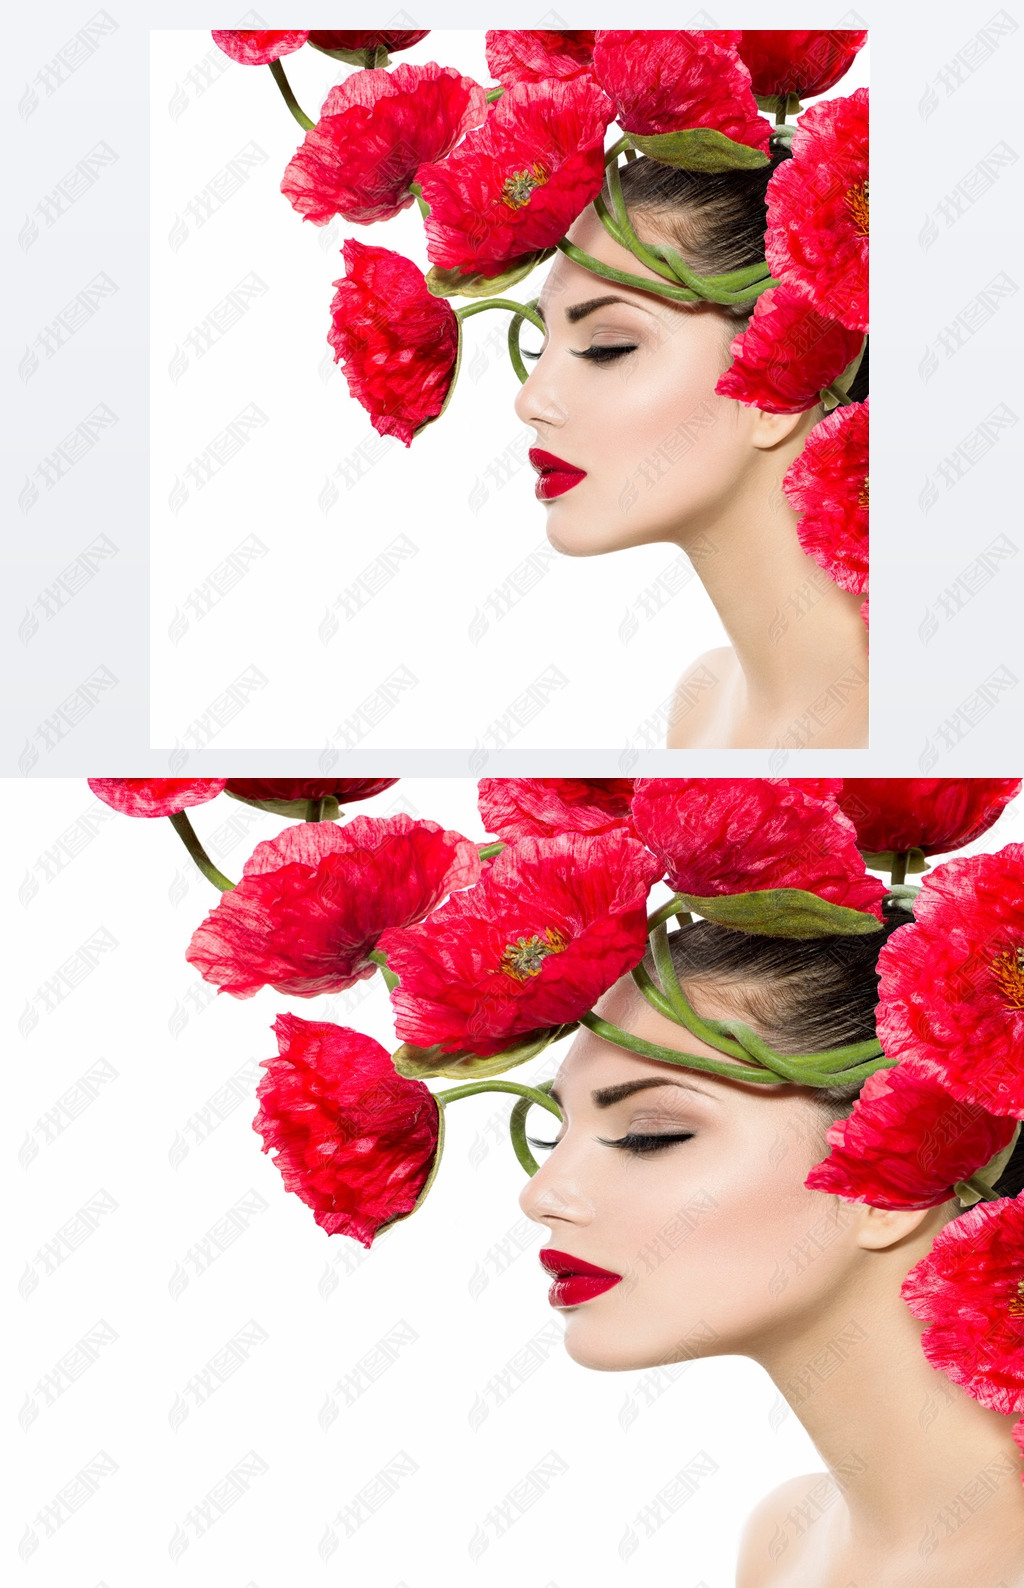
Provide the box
[529,448,586,501]
[539,1247,622,1308]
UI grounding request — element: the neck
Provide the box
[682,450,867,744]
[750,1244,1023,1559]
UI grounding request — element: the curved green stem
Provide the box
[267,59,314,131]
[456,297,546,334]
[890,851,909,887]
[646,895,693,931]
[581,1009,783,1083]
[435,1077,562,1177]
[306,797,326,823]
[367,949,399,992]
[478,841,506,860]
[168,811,235,892]
[629,959,683,1025]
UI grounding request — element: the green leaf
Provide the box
[860,849,928,875]
[224,792,342,820]
[425,252,553,300]
[627,128,770,173]
[677,887,884,938]
[306,43,391,68]
[392,1026,566,1081]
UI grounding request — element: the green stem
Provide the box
[434,1077,562,1177]
[646,895,693,931]
[306,798,326,823]
[604,134,630,165]
[890,851,909,887]
[478,841,506,860]
[508,1080,560,1176]
[486,85,504,103]
[581,1009,784,1084]
[168,811,235,892]
[268,58,314,131]
[367,949,399,992]
[820,383,853,408]
[456,297,546,334]
[556,237,777,308]
[957,1174,1003,1203]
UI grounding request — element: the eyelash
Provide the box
[526,1131,694,1157]
[521,346,638,364]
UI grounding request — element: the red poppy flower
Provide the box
[309,31,429,57]
[715,283,865,414]
[254,1014,440,1246]
[186,815,481,999]
[485,30,597,87]
[478,779,636,842]
[876,846,1024,1117]
[592,30,769,150]
[783,399,868,594]
[381,830,663,1057]
[211,30,309,65]
[631,779,886,917]
[900,1192,1024,1415]
[226,779,398,808]
[328,241,460,446]
[737,31,867,99]
[805,1065,1017,1209]
[765,88,868,334]
[417,76,613,278]
[88,778,227,817]
[282,64,487,227]
[837,779,1021,857]
[1014,1418,1024,1468]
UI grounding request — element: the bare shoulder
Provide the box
[666,647,735,746]
[735,1471,839,1587]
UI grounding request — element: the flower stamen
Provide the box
[501,926,569,981]
[991,945,1024,1010]
[501,161,549,210]
[845,179,869,237]
[1009,1278,1024,1318]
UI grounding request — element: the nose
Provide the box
[519,1148,595,1227]
[513,352,569,433]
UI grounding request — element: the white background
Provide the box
[9,775,1024,1586]
[149,30,869,753]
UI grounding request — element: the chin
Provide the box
[543,511,631,559]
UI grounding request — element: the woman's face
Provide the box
[513,203,764,558]
[518,975,866,1372]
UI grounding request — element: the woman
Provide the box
[519,919,1024,1585]
[515,148,868,750]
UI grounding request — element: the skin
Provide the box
[518,976,1024,1587]
[513,205,868,750]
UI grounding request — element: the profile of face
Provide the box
[513,203,807,560]
[519,974,868,1373]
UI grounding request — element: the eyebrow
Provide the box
[535,294,653,327]
[547,1077,718,1109]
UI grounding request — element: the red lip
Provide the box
[529,447,586,502]
[540,1247,622,1307]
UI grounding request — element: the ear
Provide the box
[749,404,822,452]
[852,1202,940,1252]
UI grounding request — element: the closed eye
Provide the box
[527,1131,695,1156]
[521,345,638,364]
